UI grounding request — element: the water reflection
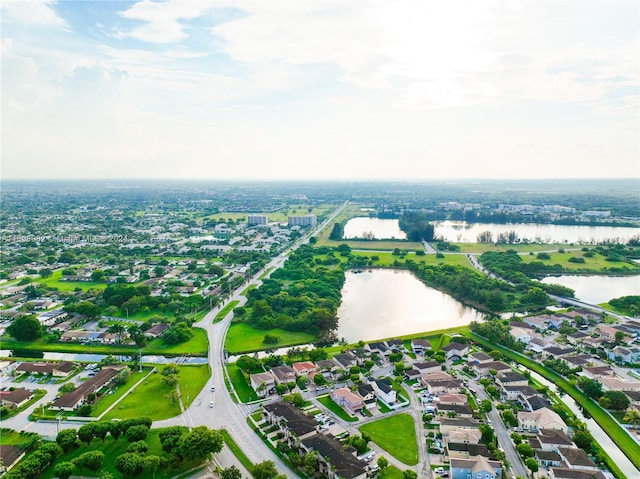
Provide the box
[540,275,640,304]
[336,269,483,342]
[433,221,639,244]
[343,218,407,240]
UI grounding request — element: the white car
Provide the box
[209,401,214,408]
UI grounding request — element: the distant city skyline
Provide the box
[2,0,638,180]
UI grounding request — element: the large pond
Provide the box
[540,275,640,304]
[433,221,639,244]
[336,269,483,342]
[343,218,406,240]
[342,218,639,244]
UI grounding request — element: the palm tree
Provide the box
[623,408,640,428]
[107,323,126,344]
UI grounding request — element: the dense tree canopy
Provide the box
[7,315,43,341]
[398,211,435,242]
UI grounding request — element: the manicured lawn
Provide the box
[103,370,181,421]
[317,395,358,422]
[40,428,195,479]
[359,414,418,465]
[227,363,258,403]
[379,466,404,479]
[91,369,149,417]
[224,322,315,354]
[178,364,210,407]
[467,331,640,473]
[215,300,239,322]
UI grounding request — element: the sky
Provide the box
[1,0,639,181]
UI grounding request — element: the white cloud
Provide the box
[0,0,68,30]
[119,0,215,43]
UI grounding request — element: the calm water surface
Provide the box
[336,269,483,342]
[433,221,639,244]
[344,218,406,240]
[540,275,640,304]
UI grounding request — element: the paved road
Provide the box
[465,377,528,479]
[1,203,347,478]
[404,385,431,478]
[170,202,348,477]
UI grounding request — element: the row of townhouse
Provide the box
[262,401,368,479]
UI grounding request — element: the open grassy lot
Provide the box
[103,369,181,421]
[177,364,210,407]
[91,369,149,417]
[226,363,258,403]
[351,251,471,267]
[379,466,404,479]
[519,250,640,272]
[317,395,358,422]
[0,428,39,448]
[3,327,208,357]
[40,427,195,479]
[34,270,108,292]
[359,413,418,465]
[224,322,315,354]
[467,331,640,474]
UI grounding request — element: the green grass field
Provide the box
[226,363,259,403]
[103,370,182,421]
[177,364,210,407]
[34,270,108,292]
[379,466,404,479]
[351,251,471,267]
[445,243,579,253]
[224,322,316,354]
[359,414,418,465]
[316,395,358,422]
[39,428,195,479]
[0,428,39,448]
[519,250,640,272]
[2,327,208,357]
[91,369,149,417]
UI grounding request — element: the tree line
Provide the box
[238,245,344,339]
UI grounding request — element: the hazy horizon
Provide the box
[2,1,639,180]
